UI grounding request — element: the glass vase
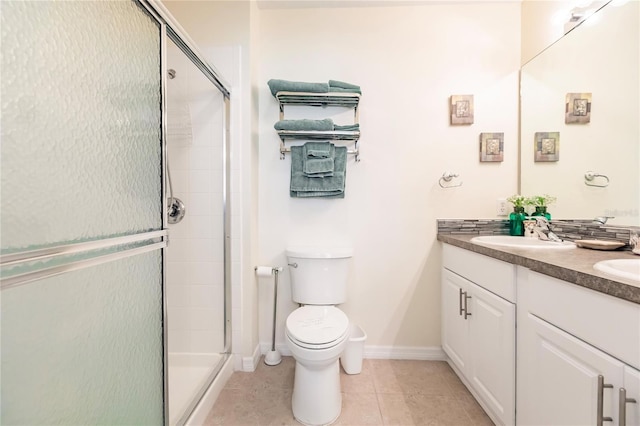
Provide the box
[531,206,551,220]
[509,207,527,236]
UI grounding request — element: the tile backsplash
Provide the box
[437,219,640,250]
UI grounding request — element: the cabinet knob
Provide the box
[619,387,637,426]
[597,375,614,425]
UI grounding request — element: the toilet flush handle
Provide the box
[288,262,298,268]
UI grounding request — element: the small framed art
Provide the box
[450,95,474,125]
[565,92,592,124]
[479,132,504,162]
[534,132,560,162]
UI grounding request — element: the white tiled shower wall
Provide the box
[165,47,226,355]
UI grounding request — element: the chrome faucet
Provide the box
[533,217,563,242]
[593,216,614,225]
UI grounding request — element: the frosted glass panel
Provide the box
[1,1,162,252]
[1,251,164,425]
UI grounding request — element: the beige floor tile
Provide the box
[226,357,295,392]
[457,393,495,426]
[205,358,494,426]
[340,368,376,394]
[333,392,383,425]
[402,394,474,426]
[377,392,416,425]
[204,387,296,426]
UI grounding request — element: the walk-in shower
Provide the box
[0,1,231,424]
[164,37,231,425]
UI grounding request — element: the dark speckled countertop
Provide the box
[437,234,640,305]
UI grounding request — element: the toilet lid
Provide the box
[286,306,349,346]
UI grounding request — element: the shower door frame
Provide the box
[137,1,232,424]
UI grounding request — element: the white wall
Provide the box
[257,2,521,354]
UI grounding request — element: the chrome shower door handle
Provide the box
[619,388,637,426]
[598,375,614,425]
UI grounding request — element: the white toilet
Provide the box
[285,247,353,426]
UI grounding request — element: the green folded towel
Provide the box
[304,158,334,177]
[333,123,360,131]
[328,87,362,94]
[290,145,347,198]
[268,79,330,97]
[302,142,335,177]
[274,119,334,132]
[328,80,362,94]
[329,80,360,90]
[304,141,334,158]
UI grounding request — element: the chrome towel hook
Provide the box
[439,171,463,188]
[584,171,610,188]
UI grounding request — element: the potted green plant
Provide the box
[506,195,528,236]
[527,194,556,220]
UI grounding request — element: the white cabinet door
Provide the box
[442,269,470,373]
[518,312,624,426]
[468,282,515,425]
[622,366,640,426]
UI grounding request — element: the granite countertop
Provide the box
[437,234,640,305]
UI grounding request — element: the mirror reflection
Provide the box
[520,0,639,226]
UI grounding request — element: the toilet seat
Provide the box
[286,306,349,350]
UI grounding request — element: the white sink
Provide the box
[593,259,640,284]
[471,235,576,250]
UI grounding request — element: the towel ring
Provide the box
[584,171,610,188]
[439,171,463,188]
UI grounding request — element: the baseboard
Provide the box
[259,342,445,361]
[364,345,446,360]
[239,343,261,372]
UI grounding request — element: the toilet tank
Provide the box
[286,247,353,305]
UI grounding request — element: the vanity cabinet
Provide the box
[442,244,516,425]
[517,268,640,426]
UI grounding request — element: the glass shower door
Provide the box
[1,1,165,424]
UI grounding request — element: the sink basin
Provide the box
[593,259,640,284]
[471,235,576,250]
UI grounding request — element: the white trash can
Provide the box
[341,323,367,375]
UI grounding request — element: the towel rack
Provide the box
[584,171,610,187]
[439,172,462,188]
[274,91,361,162]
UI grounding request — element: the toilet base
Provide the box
[291,359,342,426]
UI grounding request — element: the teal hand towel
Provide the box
[291,145,347,198]
[304,158,334,177]
[268,79,329,97]
[333,123,360,131]
[302,142,335,177]
[303,141,334,158]
[274,119,334,131]
[328,80,360,90]
[328,80,362,94]
[328,87,362,94]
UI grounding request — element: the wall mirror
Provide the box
[520,0,639,226]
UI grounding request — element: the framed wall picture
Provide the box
[565,92,592,124]
[534,132,560,162]
[479,132,504,162]
[450,94,474,125]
